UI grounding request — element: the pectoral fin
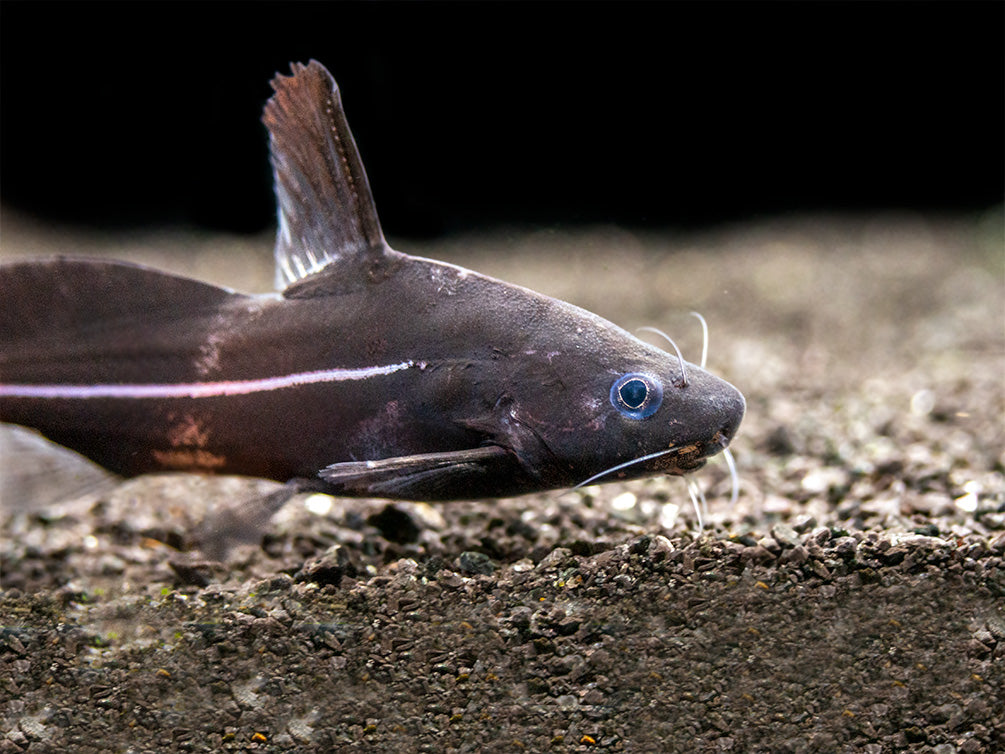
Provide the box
[319,446,512,500]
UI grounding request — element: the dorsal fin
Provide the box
[263,60,388,289]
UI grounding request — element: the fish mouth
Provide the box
[656,427,736,473]
[657,451,707,475]
[574,391,744,489]
[574,431,728,489]
[647,443,709,476]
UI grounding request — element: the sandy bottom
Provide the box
[2,211,1003,752]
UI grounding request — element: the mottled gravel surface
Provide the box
[2,212,1003,753]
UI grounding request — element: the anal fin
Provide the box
[0,423,119,512]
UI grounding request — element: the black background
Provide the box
[2,1,1002,238]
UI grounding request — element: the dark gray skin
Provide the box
[0,61,744,501]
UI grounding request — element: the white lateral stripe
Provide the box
[0,361,415,400]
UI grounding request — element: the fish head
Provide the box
[461,298,745,491]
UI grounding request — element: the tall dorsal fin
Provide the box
[263,60,388,289]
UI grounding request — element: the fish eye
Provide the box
[610,372,663,419]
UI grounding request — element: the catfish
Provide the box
[0,60,744,503]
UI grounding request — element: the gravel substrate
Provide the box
[2,212,1003,752]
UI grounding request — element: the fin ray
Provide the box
[264,60,387,289]
[0,423,119,512]
[320,446,510,498]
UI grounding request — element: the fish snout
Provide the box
[675,375,745,466]
[713,380,745,450]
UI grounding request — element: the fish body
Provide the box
[0,61,744,501]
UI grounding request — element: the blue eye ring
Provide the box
[610,372,663,420]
